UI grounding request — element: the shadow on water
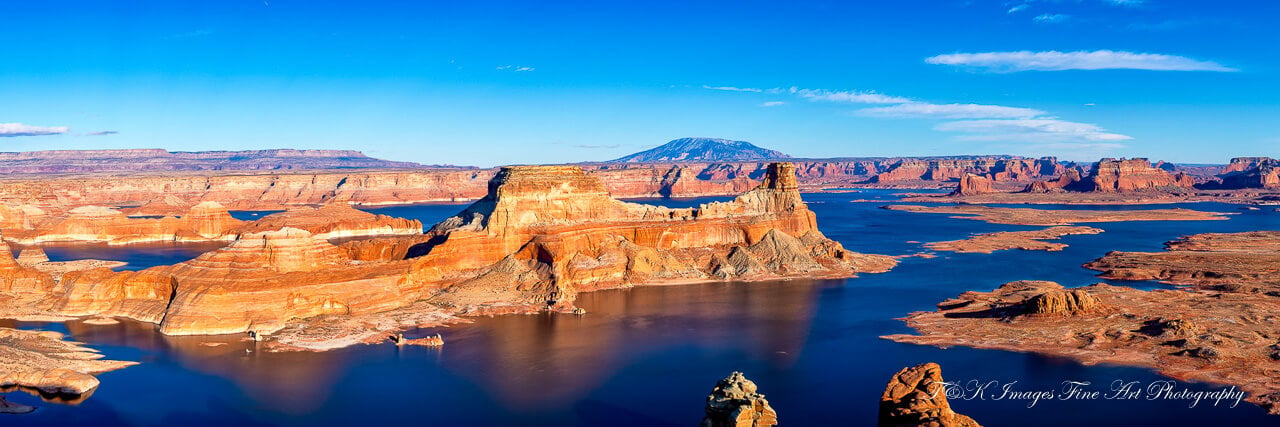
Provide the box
[6,189,1280,426]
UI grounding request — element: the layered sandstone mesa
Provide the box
[153,227,423,335]
[700,371,778,427]
[949,173,995,196]
[883,280,1280,415]
[923,226,1103,254]
[413,162,896,310]
[879,362,981,427]
[237,204,423,239]
[0,327,135,396]
[1084,231,1280,293]
[6,202,243,245]
[1218,157,1280,189]
[1080,158,1193,192]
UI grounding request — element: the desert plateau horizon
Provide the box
[4,1,1279,426]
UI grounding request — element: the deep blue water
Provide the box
[6,190,1280,426]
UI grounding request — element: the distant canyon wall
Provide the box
[0,156,1074,211]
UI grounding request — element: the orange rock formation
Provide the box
[2,162,894,346]
[879,362,981,427]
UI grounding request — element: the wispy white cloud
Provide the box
[934,119,1132,144]
[1033,13,1071,24]
[702,85,763,93]
[85,130,119,136]
[856,103,1045,119]
[0,123,70,137]
[1104,0,1144,6]
[1007,4,1029,13]
[786,87,912,104]
[926,50,1237,72]
[700,83,1128,151]
[496,65,535,72]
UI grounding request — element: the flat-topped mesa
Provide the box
[879,363,981,427]
[1218,157,1280,189]
[1082,158,1193,192]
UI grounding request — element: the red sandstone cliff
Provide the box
[1080,158,1194,192]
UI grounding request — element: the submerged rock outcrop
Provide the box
[700,371,778,427]
[879,363,981,427]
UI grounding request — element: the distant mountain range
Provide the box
[609,137,791,162]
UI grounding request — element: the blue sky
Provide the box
[1,0,1276,166]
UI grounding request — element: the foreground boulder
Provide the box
[701,372,778,427]
[879,362,981,427]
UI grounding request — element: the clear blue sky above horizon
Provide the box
[2,0,1277,167]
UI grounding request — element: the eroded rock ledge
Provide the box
[883,280,1280,415]
[1084,231,1280,294]
[923,226,1103,254]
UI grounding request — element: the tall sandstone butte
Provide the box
[17,162,895,339]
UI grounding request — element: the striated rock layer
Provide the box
[879,362,982,427]
[3,202,243,245]
[2,162,895,345]
[884,280,1280,415]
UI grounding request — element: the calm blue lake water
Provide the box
[6,189,1280,426]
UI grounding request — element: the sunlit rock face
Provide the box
[1079,158,1193,192]
[2,202,243,245]
[414,162,896,310]
[1218,157,1280,189]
